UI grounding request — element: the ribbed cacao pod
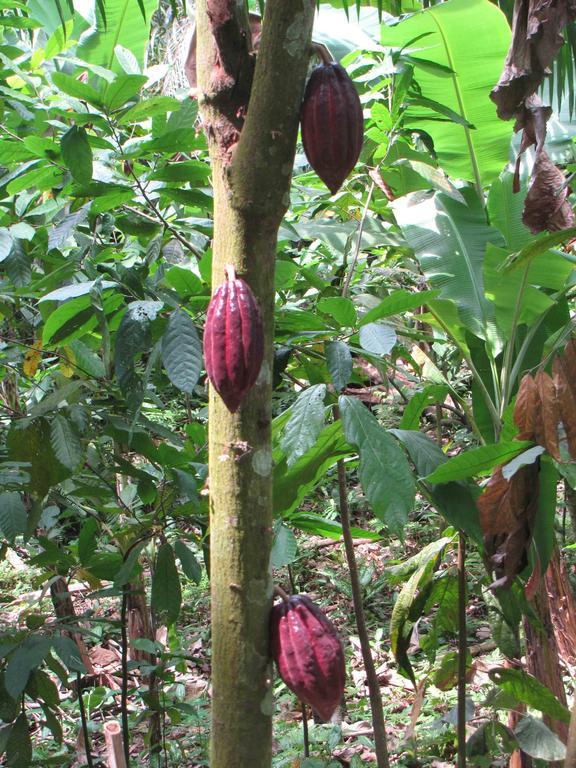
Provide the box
[301,63,363,194]
[270,594,345,721]
[203,266,264,413]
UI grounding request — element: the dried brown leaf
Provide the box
[553,342,576,460]
[534,369,561,459]
[523,148,575,234]
[513,372,539,439]
[479,463,539,589]
[491,0,576,120]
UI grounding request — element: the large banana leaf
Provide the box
[77,0,157,71]
[393,187,504,353]
[381,0,513,187]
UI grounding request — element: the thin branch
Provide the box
[457,532,467,768]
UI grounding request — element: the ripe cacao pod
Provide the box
[300,63,364,194]
[203,266,264,413]
[270,593,345,721]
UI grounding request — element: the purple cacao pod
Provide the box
[301,63,364,194]
[270,594,346,721]
[203,266,264,413]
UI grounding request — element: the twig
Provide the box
[457,532,467,768]
[77,672,95,768]
[336,453,390,768]
[301,701,310,758]
[342,182,375,299]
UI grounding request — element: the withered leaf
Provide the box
[534,369,561,460]
[491,0,576,120]
[478,462,539,589]
[513,372,539,439]
[523,148,575,233]
[553,340,576,460]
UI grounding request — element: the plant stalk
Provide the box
[120,585,131,767]
[457,531,467,768]
[336,457,390,768]
[77,672,95,768]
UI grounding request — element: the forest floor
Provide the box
[0,511,528,768]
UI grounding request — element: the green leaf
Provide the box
[49,414,83,470]
[113,541,146,588]
[5,714,31,768]
[152,544,181,626]
[0,493,26,543]
[5,637,52,698]
[174,540,202,584]
[274,422,352,518]
[400,384,450,429]
[326,340,353,392]
[360,289,439,326]
[161,309,202,395]
[0,228,14,262]
[381,0,513,185]
[532,459,559,576]
[393,188,503,352]
[425,441,533,484]
[503,227,576,272]
[271,522,298,568]
[78,518,99,566]
[7,419,69,496]
[115,301,162,396]
[317,297,357,326]
[358,322,396,355]
[390,561,436,682]
[339,396,415,536]
[52,636,86,674]
[77,0,157,73]
[102,74,147,111]
[119,95,180,123]
[51,72,103,107]
[280,385,327,466]
[489,668,570,723]
[386,536,453,584]
[514,716,566,761]
[61,127,93,185]
[4,241,31,287]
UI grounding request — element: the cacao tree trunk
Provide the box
[196,3,314,767]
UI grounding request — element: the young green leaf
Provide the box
[152,544,181,626]
[61,126,93,186]
[280,385,327,466]
[339,396,415,536]
[161,309,202,395]
[326,340,353,392]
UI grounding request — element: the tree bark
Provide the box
[196,3,315,767]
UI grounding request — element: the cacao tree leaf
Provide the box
[489,667,570,723]
[61,126,93,186]
[161,309,202,395]
[274,422,352,518]
[425,441,533,484]
[514,716,566,761]
[0,228,14,262]
[340,396,415,536]
[325,340,353,392]
[5,637,52,699]
[50,72,103,107]
[113,541,147,588]
[78,518,99,566]
[360,289,439,326]
[101,74,147,111]
[358,322,396,355]
[151,543,181,626]
[50,414,83,470]
[281,384,327,466]
[31,669,59,708]
[52,636,86,674]
[7,419,69,496]
[271,522,298,568]
[317,297,357,326]
[4,241,31,287]
[0,493,27,543]
[400,384,450,429]
[5,714,31,768]
[174,540,202,584]
[47,205,90,251]
[0,673,18,723]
